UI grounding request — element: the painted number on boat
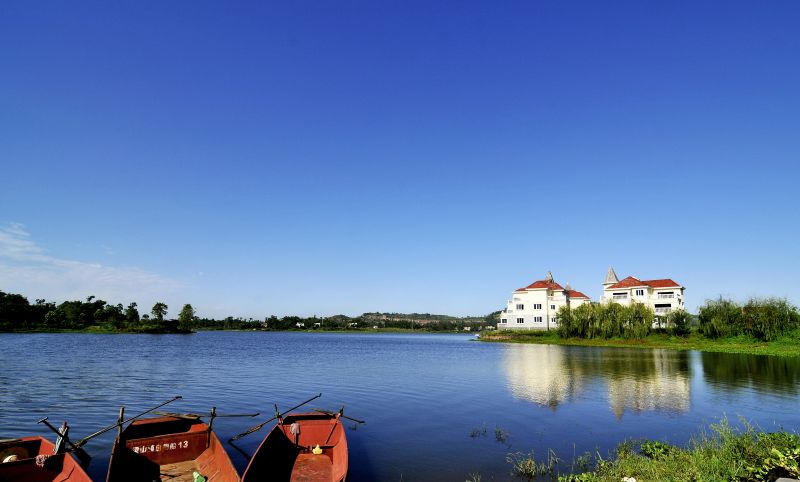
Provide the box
[131,440,189,454]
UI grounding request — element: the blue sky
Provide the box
[1,1,799,318]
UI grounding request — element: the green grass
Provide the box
[549,419,800,482]
[479,329,800,357]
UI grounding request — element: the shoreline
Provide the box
[0,327,473,335]
[478,330,800,357]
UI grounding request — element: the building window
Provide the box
[516,304,524,310]
[500,318,507,324]
[635,289,644,296]
[550,304,556,310]
[533,316,543,322]
[533,304,542,310]
[516,318,524,324]
[551,317,557,324]
[654,304,671,314]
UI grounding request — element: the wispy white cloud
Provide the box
[0,223,182,306]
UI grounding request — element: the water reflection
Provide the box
[603,351,690,418]
[504,345,581,409]
[503,344,691,417]
[702,352,800,395]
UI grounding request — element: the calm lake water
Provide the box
[1,332,798,481]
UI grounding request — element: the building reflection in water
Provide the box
[603,350,690,419]
[503,344,691,418]
[503,344,581,409]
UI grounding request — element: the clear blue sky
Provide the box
[1,1,798,318]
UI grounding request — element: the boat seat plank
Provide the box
[159,460,200,481]
[290,453,333,482]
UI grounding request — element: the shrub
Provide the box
[698,297,744,338]
[623,302,653,339]
[698,297,799,341]
[666,309,691,336]
[744,298,800,341]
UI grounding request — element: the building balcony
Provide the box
[657,293,675,299]
[655,307,672,314]
[612,294,628,300]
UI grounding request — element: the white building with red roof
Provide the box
[600,266,685,317]
[498,271,591,330]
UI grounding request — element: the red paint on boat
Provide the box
[106,416,239,482]
[0,436,92,482]
[242,412,348,482]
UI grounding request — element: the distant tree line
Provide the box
[0,290,495,333]
[252,313,493,332]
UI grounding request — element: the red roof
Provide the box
[606,276,646,289]
[642,279,681,288]
[607,276,681,290]
[516,279,564,291]
[567,290,589,299]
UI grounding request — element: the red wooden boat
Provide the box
[106,415,239,482]
[241,412,348,482]
[0,436,92,482]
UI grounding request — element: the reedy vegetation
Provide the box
[699,297,800,341]
[555,302,688,339]
[551,297,798,342]
[522,419,800,482]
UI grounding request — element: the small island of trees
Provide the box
[0,291,199,333]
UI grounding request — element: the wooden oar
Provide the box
[228,393,322,442]
[153,410,260,419]
[312,408,365,424]
[74,395,183,447]
[38,394,182,460]
[37,418,92,466]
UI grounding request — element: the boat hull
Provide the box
[242,412,348,482]
[0,436,92,482]
[106,416,239,482]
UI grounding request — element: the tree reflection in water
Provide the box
[701,352,800,395]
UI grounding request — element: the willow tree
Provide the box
[698,297,743,338]
[665,309,691,336]
[599,302,626,338]
[743,298,799,341]
[623,302,654,339]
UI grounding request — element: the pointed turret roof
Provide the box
[604,266,619,285]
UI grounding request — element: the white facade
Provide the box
[600,267,685,317]
[498,272,590,330]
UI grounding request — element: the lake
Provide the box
[1,332,798,481]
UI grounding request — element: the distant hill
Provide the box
[361,312,487,325]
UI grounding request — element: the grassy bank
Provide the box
[479,329,800,357]
[507,419,800,481]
